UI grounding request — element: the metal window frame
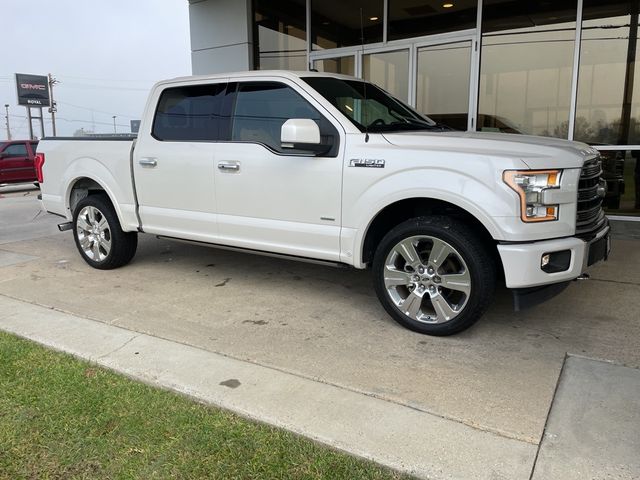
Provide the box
[303,0,640,146]
[309,28,478,110]
[412,33,477,121]
[568,0,584,141]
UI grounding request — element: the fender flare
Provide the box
[62,158,131,230]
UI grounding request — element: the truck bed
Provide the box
[38,136,139,231]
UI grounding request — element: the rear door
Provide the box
[0,142,34,183]
[133,81,227,241]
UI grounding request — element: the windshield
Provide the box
[302,77,446,133]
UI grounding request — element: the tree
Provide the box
[73,128,94,137]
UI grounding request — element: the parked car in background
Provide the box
[0,140,39,185]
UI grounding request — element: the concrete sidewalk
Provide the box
[0,293,535,480]
[532,356,640,480]
[3,294,639,480]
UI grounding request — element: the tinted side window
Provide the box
[4,143,28,156]
[30,142,38,154]
[231,82,337,154]
[153,83,226,141]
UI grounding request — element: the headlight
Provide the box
[503,170,562,222]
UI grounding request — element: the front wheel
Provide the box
[372,216,496,336]
[73,193,137,270]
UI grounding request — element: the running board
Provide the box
[156,235,350,269]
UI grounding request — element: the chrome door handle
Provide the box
[218,162,240,171]
[139,158,157,167]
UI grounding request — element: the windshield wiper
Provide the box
[388,119,448,131]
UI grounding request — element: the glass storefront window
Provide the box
[416,41,472,130]
[311,0,383,50]
[478,0,577,138]
[363,50,410,102]
[575,1,640,146]
[253,0,307,70]
[574,1,640,216]
[388,0,477,41]
[313,56,356,76]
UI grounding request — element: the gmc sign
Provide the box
[15,73,50,107]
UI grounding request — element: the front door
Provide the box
[213,80,344,261]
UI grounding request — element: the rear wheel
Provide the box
[373,216,496,336]
[73,193,137,270]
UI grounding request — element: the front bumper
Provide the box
[497,222,610,289]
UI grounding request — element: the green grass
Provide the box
[0,332,408,480]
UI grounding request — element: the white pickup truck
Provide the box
[37,71,610,335]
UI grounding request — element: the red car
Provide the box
[0,140,39,185]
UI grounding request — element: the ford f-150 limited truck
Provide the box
[37,71,611,336]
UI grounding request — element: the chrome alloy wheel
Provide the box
[383,235,471,324]
[76,205,111,262]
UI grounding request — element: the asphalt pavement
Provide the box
[1,183,639,479]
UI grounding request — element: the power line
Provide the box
[58,81,149,92]
[56,100,139,119]
[57,74,156,83]
[9,113,130,128]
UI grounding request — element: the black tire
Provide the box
[72,193,137,270]
[372,216,496,336]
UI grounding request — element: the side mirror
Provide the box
[281,119,330,154]
[0,152,7,159]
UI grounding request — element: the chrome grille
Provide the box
[576,156,606,237]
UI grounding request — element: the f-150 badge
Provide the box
[349,158,385,168]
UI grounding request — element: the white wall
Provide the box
[188,0,253,74]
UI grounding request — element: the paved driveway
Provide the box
[1,185,639,446]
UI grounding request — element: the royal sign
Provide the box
[15,73,50,107]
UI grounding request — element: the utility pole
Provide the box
[112,115,117,134]
[3,104,10,141]
[48,73,59,136]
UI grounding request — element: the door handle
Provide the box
[218,162,240,171]
[139,158,157,167]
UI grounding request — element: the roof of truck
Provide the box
[156,70,359,87]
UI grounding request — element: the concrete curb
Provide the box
[0,294,536,480]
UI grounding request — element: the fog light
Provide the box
[541,250,572,273]
[541,254,550,268]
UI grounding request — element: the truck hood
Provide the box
[381,130,597,169]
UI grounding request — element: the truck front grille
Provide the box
[576,156,606,238]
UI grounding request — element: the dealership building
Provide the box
[188,0,640,217]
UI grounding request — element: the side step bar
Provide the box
[57,222,73,232]
[157,235,350,269]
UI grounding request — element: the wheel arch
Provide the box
[65,176,126,229]
[360,197,502,273]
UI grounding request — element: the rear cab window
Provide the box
[152,83,227,141]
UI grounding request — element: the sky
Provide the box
[1,0,191,139]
